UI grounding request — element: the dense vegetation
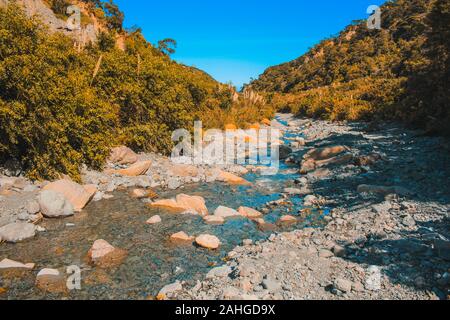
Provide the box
[0,2,272,180]
[250,0,449,134]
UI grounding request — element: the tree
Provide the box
[103,0,124,31]
[157,38,177,56]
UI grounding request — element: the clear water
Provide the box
[0,120,329,300]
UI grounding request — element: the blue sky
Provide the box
[115,0,386,88]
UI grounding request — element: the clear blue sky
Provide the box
[115,0,386,88]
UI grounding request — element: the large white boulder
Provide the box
[38,190,74,218]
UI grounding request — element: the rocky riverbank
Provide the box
[172,117,450,300]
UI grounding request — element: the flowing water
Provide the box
[0,120,329,300]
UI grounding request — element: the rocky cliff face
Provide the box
[0,0,99,47]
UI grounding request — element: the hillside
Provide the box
[0,1,272,180]
[249,0,449,134]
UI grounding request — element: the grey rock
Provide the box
[38,190,74,218]
[0,222,36,243]
[214,206,240,219]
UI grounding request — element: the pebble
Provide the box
[146,215,162,225]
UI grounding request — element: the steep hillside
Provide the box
[249,0,449,134]
[0,2,272,180]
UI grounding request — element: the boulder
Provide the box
[216,171,251,186]
[196,234,221,249]
[304,146,347,161]
[0,258,35,271]
[203,215,225,225]
[214,206,241,219]
[146,215,162,225]
[38,190,74,218]
[238,206,262,219]
[168,164,199,177]
[87,240,128,268]
[177,194,208,215]
[108,146,138,165]
[170,231,194,242]
[113,161,152,177]
[151,194,208,216]
[43,179,97,211]
[0,222,36,243]
[36,268,67,293]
